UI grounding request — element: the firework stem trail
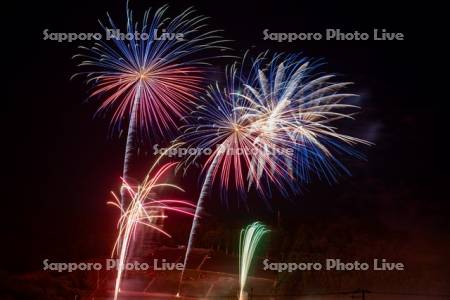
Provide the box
[113,209,134,300]
[177,150,223,295]
[120,81,142,207]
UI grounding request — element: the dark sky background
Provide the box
[5,0,439,273]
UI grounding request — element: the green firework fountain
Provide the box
[239,222,270,300]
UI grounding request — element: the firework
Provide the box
[236,52,372,184]
[177,62,296,199]
[73,4,228,205]
[239,222,270,300]
[176,52,371,294]
[108,159,196,300]
[176,63,291,294]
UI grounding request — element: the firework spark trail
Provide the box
[176,149,223,295]
[239,222,270,300]
[73,4,229,206]
[108,161,196,300]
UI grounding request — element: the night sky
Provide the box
[5,0,439,275]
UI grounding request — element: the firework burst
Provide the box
[74,4,227,138]
[237,52,372,184]
[177,52,372,200]
[73,4,228,206]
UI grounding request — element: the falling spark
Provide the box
[236,52,373,184]
[108,160,196,300]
